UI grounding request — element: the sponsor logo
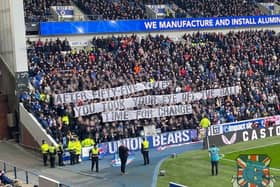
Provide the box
[221,133,237,145]
[205,126,280,149]
[213,126,221,135]
[231,154,276,187]
[242,126,280,142]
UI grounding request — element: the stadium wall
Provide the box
[0,0,28,74]
[19,103,58,149]
[0,0,30,141]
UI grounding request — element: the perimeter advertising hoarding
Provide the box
[63,129,197,162]
[40,15,280,35]
[82,129,197,159]
[208,115,280,136]
[204,125,280,149]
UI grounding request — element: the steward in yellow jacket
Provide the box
[67,138,75,165]
[41,140,49,166]
[74,138,82,164]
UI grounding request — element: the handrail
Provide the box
[0,159,38,185]
[0,159,71,186]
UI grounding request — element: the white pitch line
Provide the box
[222,142,280,171]
[222,158,280,171]
[224,141,280,155]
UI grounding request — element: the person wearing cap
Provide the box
[90,144,100,172]
[208,144,220,176]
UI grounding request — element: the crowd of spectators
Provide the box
[24,0,272,22]
[72,0,265,20]
[24,0,71,23]
[72,0,147,20]
[172,0,263,18]
[21,30,280,145]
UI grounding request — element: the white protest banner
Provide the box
[54,81,171,105]
[101,104,192,122]
[74,86,240,117]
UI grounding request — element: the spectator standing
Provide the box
[41,140,49,166]
[118,144,129,175]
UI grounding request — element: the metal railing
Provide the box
[0,160,71,187]
[0,160,39,185]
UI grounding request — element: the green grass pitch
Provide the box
[157,136,280,187]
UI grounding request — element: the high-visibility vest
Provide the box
[62,115,69,125]
[68,141,74,151]
[143,140,149,150]
[57,144,63,154]
[75,141,82,155]
[41,143,49,154]
[49,146,56,154]
[91,147,99,157]
[40,93,46,101]
[82,138,95,147]
[200,117,211,128]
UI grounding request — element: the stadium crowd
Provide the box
[172,0,262,18]
[24,0,273,22]
[21,30,280,145]
[24,0,71,23]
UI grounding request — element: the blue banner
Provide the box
[40,15,280,35]
[79,129,197,160]
[208,117,266,136]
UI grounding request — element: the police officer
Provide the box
[68,138,75,165]
[41,140,49,166]
[208,144,220,176]
[49,143,56,168]
[141,137,150,165]
[90,144,100,172]
[57,141,64,166]
[75,138,82,164]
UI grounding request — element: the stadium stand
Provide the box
[172,0,263,17]
[21,30,280,145]
[24,0,274,22]
[24,0,71,23]
[72,0,265,20]
[72,0,147,20]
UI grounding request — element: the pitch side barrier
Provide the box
[203,115,280,149]
[40,15,280,36]
[63,129,198,162]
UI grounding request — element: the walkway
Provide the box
[0,140,202,187]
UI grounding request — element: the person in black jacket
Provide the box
[118,144,129,175]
